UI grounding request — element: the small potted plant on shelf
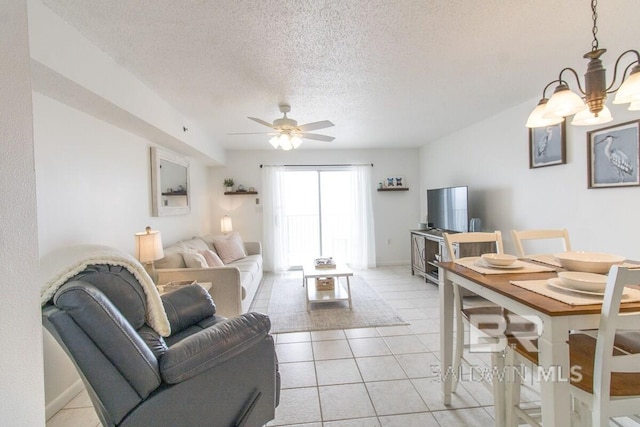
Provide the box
[223,178,234,192]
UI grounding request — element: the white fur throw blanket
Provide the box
[40,244,171,337]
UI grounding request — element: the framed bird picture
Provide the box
[587,119,640,188]
[529,121,566,168]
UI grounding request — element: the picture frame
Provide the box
[529,121,566,168]
[587,119,640,189]
[384,176,405,188]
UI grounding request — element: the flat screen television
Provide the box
[427,186,469,232]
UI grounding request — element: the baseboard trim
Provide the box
[45,379,84,420]
[374,261,410,267]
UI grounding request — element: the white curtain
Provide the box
[348,165,376,269]
[262,166,288,272]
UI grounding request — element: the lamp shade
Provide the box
[613,67,640,104]
[221,215,233,233]
[629,101,640,111]
[543,84,586,118]
[526,99,565,128]
[571,105,613,126]
[134,227,164,263]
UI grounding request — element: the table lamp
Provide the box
[134,226,164,282]
[221,215,233,234]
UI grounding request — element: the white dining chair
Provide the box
[506,266,640,427]
[510,228,571,258]
[569,266,640,426]
[442,231,535,397]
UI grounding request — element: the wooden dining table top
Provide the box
[438,261,640,317]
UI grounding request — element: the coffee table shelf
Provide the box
[302,264,354,311]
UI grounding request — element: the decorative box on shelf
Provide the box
[315,277,335,291]
[314,257,336,269]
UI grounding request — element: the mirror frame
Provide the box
[150,146,191,216]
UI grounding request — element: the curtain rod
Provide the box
[260,163,373,168]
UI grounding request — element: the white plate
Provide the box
[554,251,625,274]
[476,259,524,270]
[547,278,605,296]
[557,271,607,293]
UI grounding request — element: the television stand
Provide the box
[410,229,495,285]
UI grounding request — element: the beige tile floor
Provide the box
[46,265,639,426]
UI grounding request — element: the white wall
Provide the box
[210,149,421,266]
[33,92,214,417]
[420,100,640,259]
[0,0,45,425]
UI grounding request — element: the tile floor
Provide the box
[46,265,639,426]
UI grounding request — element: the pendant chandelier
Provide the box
[526,0,640,128]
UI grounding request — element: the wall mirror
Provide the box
[151,146,191,216]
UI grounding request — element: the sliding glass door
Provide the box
[282,169,350,267]
[262,164,375,271]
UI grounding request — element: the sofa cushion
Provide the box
[181,238,210,252]
[182,251,208,268]
[155,243,187,269]
[198,234,220,253]
[200,250,224,267]
[212,232,248,264]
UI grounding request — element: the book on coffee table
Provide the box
[314,257,336,269]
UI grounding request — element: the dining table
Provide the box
[438,257,640,427]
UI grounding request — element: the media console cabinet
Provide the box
[410,229,495,285]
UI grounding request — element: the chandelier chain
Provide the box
[591,0,599,51]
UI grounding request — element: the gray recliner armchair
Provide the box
[42,265,280,427]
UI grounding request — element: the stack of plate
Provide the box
[548,271,608,296]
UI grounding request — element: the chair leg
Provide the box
[453,289,465,393]
[504,346,518,427]
[490,350,507,426]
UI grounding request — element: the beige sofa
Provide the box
[154,235,263,318]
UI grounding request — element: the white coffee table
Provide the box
[302,263,354,311]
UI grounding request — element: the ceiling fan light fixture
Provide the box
[269,136,280,149]
[571,105,613,126]
[279,134,293,150]
[291,135,302,149]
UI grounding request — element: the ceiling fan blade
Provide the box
[301,133,335,142]
[298,120,335,132]
[248,117,276,129]
[228,132,278,135]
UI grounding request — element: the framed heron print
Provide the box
[587,120,640,189]
[529,121,566,168]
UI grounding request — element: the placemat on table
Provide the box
[510,279,640,306]
[454,256,557,275]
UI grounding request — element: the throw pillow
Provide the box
[200,249,224,267]
[213,232,247,264]
[182,251,208,268]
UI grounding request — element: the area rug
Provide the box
[267,276,407,333]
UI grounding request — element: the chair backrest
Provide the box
[42,265,164,426]
[442,231,504,261]
[510,228,571,258]
[590,266,640,421]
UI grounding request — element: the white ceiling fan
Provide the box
[230,104,335,150]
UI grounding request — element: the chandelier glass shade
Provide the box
[526,0,640,128]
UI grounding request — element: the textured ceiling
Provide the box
[40,0,640,150]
